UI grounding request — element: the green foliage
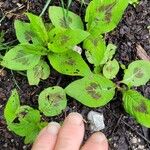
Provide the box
[65,74,116,107]
[48,28,89,53]
[122,60,150,87]
[83,34,106,66]
[27,60,50,85]
[48,50,91,76]
[3,0,150,144]
[4,89,47,144]
[26,13,48,45]
[85,0,129,34]
[1,45,41,70]
[103,59,119,79]
[14,20,32,44]
[123,90,150,128]
[100,44,117,65]
[4,89,20,124]
[1,12,90,85]
[38,86,67,116]
[49,6,84,29]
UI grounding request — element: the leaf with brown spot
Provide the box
[48,28,89,53]
[1,45,40,70]
[123,90,150,128]
[48,50,91,76]
[122,60,150,87]
[85,0,129,34]
[49,6,84,29]
[27,60,50,85]
[38,86,67,116]
[83,34,106,66]
[103,59,119,79]
[65,74,115,107]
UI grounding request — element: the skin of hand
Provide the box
[32,112,108,150]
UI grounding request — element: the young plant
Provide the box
[1,11,90,85]
[4,89,48,144]
[4,0,150,145]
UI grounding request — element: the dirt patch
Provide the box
[0,0,150,149]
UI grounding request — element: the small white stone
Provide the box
[131,137,138,144]
[23,145,27,149]
[87,111,105,132]
[114,143,117,147]
[138,145,145,149]
[137,138,141,142]
[11,139,14,142]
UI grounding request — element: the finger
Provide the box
[81,132,108,150]
[32,122,60,150]
[54,112,84,150]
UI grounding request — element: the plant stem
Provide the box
[40,0,52,17]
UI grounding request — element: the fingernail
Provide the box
[47,122,60,135]
[92,132,107,143]
[66,112,83,125]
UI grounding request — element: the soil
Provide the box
[0,0,150,149]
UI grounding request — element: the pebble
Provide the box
[131,137,138,144]
[87,111,105,132]
[138,145,145,149]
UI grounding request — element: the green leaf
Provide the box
[48,50,91,76]
[83,35,106,66]
[49,6,84,29]
[4,89,20,124]
[65,74,116,107]
[123,90,150,128]
[100,43,117,64]
[4,90,47,144]
[26,13,48,45]
[85,0,128,34]
[48,28,89,53]
[14,20,43,45]
[8,109,47,144]
[20,44,48,56]
[122,60,150,87]
[1,45,41,70]
[38,86,67,116]
[27,60,50,85]
[14,20,31,43]
[103,59,119,79]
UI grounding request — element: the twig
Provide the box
[56,76,62,85]
[11,70,21,90]
[136,44,150,61]
[0,4,25,24]
[111,114,123,135]
[105,106,150,144]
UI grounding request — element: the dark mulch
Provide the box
[0,0,150,149]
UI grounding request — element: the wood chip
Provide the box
[136,44,150,61]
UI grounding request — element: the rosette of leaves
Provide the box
[1,11,91,85]
[4,89,48,144]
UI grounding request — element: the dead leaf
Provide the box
[136,44,150,61]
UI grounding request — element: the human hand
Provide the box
[32,112,108,150]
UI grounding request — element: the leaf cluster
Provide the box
[3,0,150,144]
